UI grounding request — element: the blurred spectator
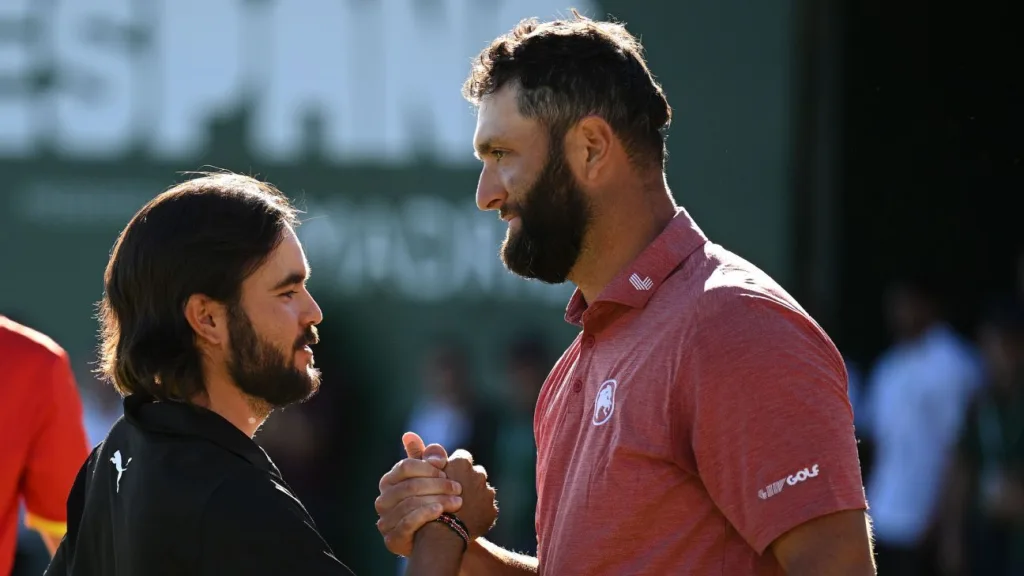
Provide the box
[402,342,497,464]
[15,372,119,575]
[1,316,90,576]
[864,275,983,576]
[396,342,497,574]
[487,333,549,556]
[942,301,1024,576]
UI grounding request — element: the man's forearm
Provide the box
[406,523,465,576]
[459,538,538,576]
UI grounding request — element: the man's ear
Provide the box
[184,294,228,347]
[568,115,615,184]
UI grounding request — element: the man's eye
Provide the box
[281,290,298,299]
[493,150,506,161]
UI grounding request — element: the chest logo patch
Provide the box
[593,379,618,426]
[110,450,132,493]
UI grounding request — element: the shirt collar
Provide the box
[565,207,708,327]
[123,394,277,474]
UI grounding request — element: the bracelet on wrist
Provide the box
[433,513,469,550]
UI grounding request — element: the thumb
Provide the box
[402,431,426,459]
[422,443,449,470]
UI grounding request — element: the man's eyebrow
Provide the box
[270,270,308,292]
[473,140,495,160]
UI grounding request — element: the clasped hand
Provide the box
[375,432,498,557]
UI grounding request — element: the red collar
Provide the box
[565,208,707,327]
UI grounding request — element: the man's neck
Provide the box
[192,375,267,438]
[570,179,677,304]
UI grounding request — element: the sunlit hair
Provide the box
[463,9,672,169]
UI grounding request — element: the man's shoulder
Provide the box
[684,242,794,298]
[197,469,352,575]
[96,420,260,505]
[201,465,312,529]
[0,316,68,369]
[655,242,815,333]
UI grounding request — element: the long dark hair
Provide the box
[97,173,299,401]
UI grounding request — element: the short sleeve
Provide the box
[197,473,355,576]
[689,293,867,554]
[22,350,91,536]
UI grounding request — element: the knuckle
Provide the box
[397,515,415,532]
[397,497,421,516]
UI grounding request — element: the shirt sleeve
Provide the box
[197,473,355,576]
[688,292,867,554]
[22,349,91,537]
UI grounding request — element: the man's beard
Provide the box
[500,132,591,284]
[225,304,321,414]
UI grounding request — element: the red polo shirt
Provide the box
[534,209,866,575]
[0,316,90,574]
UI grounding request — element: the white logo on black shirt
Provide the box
[110,450,132,493]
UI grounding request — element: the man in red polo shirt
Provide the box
[375,11,875,576]
[0,316,91,575]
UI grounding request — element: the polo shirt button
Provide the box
[572,379,583,393]
[582,335,596,348]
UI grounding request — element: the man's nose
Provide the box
[305,292,323,326]
[476,166,507,212]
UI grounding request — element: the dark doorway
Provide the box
[835,0,1022,364]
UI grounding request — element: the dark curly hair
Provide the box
[463,9,672,169]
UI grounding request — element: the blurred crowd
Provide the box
[850,248,1024,576]
[13,249,1024,576]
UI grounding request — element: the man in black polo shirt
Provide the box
[45,174,496,576]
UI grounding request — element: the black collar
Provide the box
[122,394,276,475]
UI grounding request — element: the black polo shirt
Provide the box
[45,394,355,575]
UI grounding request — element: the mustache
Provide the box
[296,326,319,349]
[499,204,521,221]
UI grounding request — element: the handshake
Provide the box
[375,431,499,557]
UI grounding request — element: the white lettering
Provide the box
[786,464,821,486]
[399,196,451,300]
[251,0,359,162]
[150,0,243,158]
[380,0,476,164]
[297,196,572,304]
[0,0,600,163]
[361,200,405,285]
[0,0,34,156]
[52,0,135,156]
[451,206,501,293]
